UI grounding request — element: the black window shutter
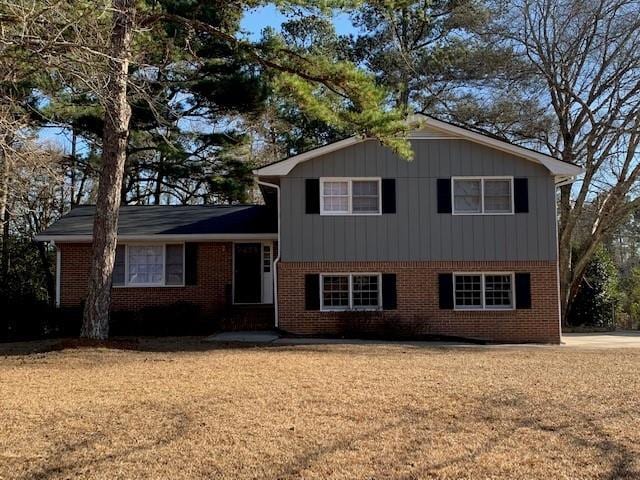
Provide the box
[437,179,452,213]
[305,179,320,214]
[514,178,529,213]
[515,273,532,309]
[185,243,198,285]
[381,179,396,214]
[381,273,397,310]
[305,274,320,310]
[438,273,454,309]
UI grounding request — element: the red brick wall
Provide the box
[277,261,561,343]
[58,242,233,315]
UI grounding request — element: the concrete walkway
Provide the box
[562,331,640,348]
[204,331,479,346]
[204,331,281,343]
[205,330,640,348]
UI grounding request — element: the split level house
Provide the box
[36,116,583,343]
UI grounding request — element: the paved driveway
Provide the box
[562,331,640,348]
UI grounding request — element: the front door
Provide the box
[234,243,262,304]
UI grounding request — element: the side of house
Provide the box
[257,119,582,343]
[37,205,278,330]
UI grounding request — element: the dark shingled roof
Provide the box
[38,205,277,237]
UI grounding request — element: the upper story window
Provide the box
[320,178,381,215]
[452,177,513,215]
[113,243,184,287]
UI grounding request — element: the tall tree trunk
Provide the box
[558,183,573,325]
[0,152,10,286]
[154,160,164,205]
[81,0,135,340]
[69,128,77,208]
[36,241,55,307]
[1,208,9,283]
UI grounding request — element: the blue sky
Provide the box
[240,4,355,39]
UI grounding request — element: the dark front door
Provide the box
[234,243,262,304]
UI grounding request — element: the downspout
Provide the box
[257,180,280,328]
[53,241,61,308]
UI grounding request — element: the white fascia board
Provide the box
[254,114,584,178]
[34,233,278,242]
[254,136,364,176]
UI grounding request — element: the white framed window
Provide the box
[320,178,381,215]
[321,273,381,311]
[452,177,513,215]
[113,243,185,287]
[454,272,514,310]
[263,244,272,273]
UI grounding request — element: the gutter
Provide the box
[257,179,281,329]
[34,233,278,242]
[555,175,581,187]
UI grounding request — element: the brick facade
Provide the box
[57,242,274,328]
[58,242,560,342]
[58,242,233,313]
[277,261,561,343]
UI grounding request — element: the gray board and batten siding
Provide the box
[279,138,557,262]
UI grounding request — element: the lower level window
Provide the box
[454,273,513,310]
[321,273,381,311]
[128,245,164,285]
[113,244,184,287]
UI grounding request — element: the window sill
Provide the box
[453,307,515,312]
[320,307,382,312]
[319,212,382,216]
[452,212,514,216]
[112,284,186,289]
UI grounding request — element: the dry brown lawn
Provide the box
[1,338,639,480]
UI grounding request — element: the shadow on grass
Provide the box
[0,336,263,356]
[15,402,198,480]
[270,389,638,479]
[0,335,499,357]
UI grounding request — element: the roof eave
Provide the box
[35,233,278,242]
[254,136,364,176]
[253,114,584,177]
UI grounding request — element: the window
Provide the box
[322,180,349,213]
[454,273,514,310]
[165,244,185,285]
[112,244,184,287]
[454,274,482,308]
[128,245,164,285]
[321,273,381,311]
[484,274,513,308]
[452,177,513,214]
[453,179,482,213]
[322,275,350,310]
[263,244,271,273]
[320,178,380,215]
[352,275,380,308]
[113,245,126,286]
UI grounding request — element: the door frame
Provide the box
[232,240,273,305]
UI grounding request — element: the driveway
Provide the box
[562,331,640,348]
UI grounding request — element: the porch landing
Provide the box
[204,330,280,343]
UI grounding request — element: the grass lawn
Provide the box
[1,338,639,479]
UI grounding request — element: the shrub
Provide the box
[110,302,204,336]
[568,246,621,328]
